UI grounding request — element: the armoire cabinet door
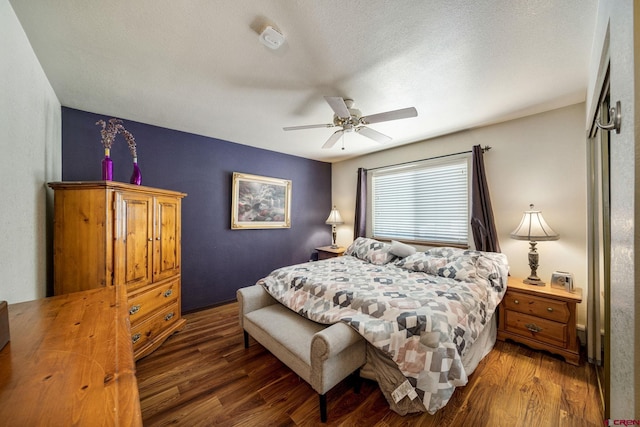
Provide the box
[51,187,114,293]
[115,191,154,290]
[153,196,182,282]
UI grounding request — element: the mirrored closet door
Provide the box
[587,66,611,419]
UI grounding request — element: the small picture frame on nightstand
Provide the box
[550,271,574,292]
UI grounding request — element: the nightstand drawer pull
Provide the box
[132,333,141,344]
[525,323,543,333]
[129,304,141,315]
[164,312,175,321]
[514,299,519,304]
[547,307,553,312]
[163,289,173,298]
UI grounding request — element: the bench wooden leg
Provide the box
[353,368,361,394]
[319,393,327,423]
[243,330,249,349]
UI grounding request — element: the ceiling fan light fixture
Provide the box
[284,96,417,149]
[259,26,285,50]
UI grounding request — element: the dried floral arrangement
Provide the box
[96,118,137,158]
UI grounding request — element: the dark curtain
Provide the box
[471,145,501,252]
[354,167,367,239]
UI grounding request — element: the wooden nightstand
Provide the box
[315,246,345,260]
[497,276,583,365]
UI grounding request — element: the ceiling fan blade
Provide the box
[324,96,351,118]
[322,130,344,149]
[361,107,418,125]
[283,123,334,131]
[356,126,392,144]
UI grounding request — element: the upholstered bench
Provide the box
[237,284,366,422]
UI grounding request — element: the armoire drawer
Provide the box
[130,301,180,352]
[127,279,180,323]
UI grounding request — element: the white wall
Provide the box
[0,0,61,303]
[332,103,588,325]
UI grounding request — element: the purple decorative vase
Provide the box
[101,148,113,181]
[130,158,142,185]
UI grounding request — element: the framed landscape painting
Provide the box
[231,172,292,229]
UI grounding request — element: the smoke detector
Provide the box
[259,26,285,50]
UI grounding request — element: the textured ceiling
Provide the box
[10,0,597,162]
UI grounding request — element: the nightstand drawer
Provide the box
[504,290,570,323]
[504,310,567,348]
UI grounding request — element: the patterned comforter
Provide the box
[257,240,509,414]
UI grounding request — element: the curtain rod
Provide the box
[365,145,492,172]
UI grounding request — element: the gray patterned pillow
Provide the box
[345,237,396,265]
[394,252,448,274]
[395,248,478,281]
[424,247,466,258]
[436,255,477,281]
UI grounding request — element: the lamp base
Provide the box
[523,277,545,286]
[523,241,545,286]
[330,225,338,249]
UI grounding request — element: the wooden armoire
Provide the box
[48,181,187,360]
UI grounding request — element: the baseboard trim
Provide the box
[576,323,586,347]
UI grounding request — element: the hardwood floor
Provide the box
[136,302,604,426]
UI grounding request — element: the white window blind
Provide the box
[372,156,469,245]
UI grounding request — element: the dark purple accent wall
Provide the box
[61,107,332,311]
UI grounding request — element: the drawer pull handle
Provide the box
[132,333,141,344]
[163,289,173,298]
[129,304,141,315]
[547,307,554,312]
[525,323,542,333]
[513,299,519,304]
[164,312,175,321]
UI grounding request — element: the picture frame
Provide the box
[231,172,292,229]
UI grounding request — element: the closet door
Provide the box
[115,191,154,291]
[587,68,611,419]
[153,195,182,282]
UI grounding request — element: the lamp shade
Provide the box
[510,204,559,241]
[325,206,344,225]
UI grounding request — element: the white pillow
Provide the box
[389,240,416,258]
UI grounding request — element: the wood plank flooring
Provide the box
[135,302,604,426]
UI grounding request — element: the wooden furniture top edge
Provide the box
[48,181,187,198]
[506,276,583,303]
[315,246,346,253]
[0,286,142,425]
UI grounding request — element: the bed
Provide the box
[256,237,509,414]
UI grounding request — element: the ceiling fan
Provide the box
[283,96,418,149]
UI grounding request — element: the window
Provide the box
[371,156,469,246]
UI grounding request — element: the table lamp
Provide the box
[325,206,344,248]
[510,204,559,285]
